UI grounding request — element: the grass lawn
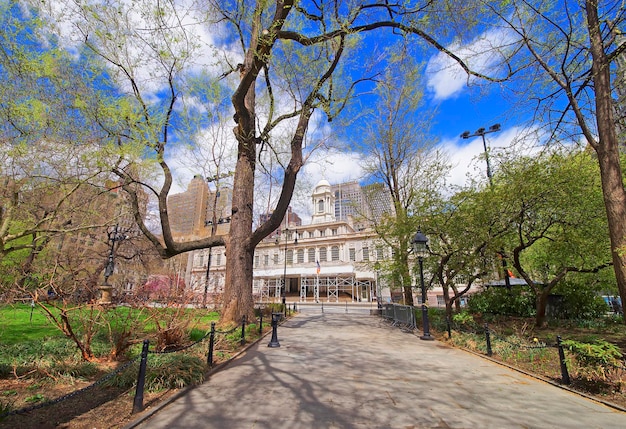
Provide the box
[0,303,220,349]
[0,304,60,345]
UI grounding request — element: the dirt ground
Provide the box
[0,377,179,429]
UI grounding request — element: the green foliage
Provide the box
[452,311,475,326]
[468,287,536,317]
[562,339,623,368]
[562,338,624,380]
[551,279,611,320]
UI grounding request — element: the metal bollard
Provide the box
[207,322,216,367]
[321,303,324,313]
[259,313,263,336]
[268,313,281,347]
[293,302,297,312]
[557,336,571,385]
[132,339,149,414]
[241,315,247,345]
[282,296,287,317]
[345,302,348,313]
[484,323,493,357]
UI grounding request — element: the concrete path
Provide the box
[130,313,625,429]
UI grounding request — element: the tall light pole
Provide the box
[460,123,501,187]
[202,249,212,308]
[277,228,298,314]
[461,123,511,289]
[411,229,433,341]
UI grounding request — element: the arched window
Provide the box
[319,247,327,262]
[297,249,305,263]
[287,249,294,264]
[331,246,340,261]
[308,248,316,263]
[317,199,324,212]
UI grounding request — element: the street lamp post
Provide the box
[100,224,128,305]
[461,123,511,289]
[277,228,297,311]
[202,249,212,308]
[411,229,433,341]
[460,123,501,187]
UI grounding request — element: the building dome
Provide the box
[314,179,331,191]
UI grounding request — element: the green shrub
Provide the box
[561,338,623,380]
[552,281,608,320]
[468,286,535,317]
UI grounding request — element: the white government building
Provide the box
[185,179,396,304]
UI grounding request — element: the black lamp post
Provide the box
[411,229,433,341]
[278,229,297,312]
[202,249,212,308]
[100,224,129,304]
[460,123,501,187]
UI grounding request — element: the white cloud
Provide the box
[426,28,519,100]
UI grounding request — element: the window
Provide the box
[436,295,445,307]
[273,253,279,264]
[319,229,325,237]
[376,246,384,260]
[287,249,294,264]
[331,228,338,236]
[216,252,222,266]
[319,247,327,262]
[349,248,356,261]
[331,246,340,261]
[363,246,369,261]
[317,199,324,212]
[308,248,316,263]
[254,255,259,267]
[198,254,204,267]
[264,254,269,266]
[297,249,305,263]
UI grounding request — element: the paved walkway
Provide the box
[129,313,625,429]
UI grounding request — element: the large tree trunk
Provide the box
[586,1,626,323]
[221,136,257,323]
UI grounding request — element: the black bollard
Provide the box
[132,339,149,414]
[268,312,281,348]
[241,315,247,345]
[345,302,348,313]
[207,322,216,367]
[259,313,263,336]
[321,303,324,313]
[557,336,571,385]
[484,323,493,357]
[282,296,287,317]
[293,302,297,312]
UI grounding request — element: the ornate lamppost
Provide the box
[411,229,433,341]
[99,224,128,305]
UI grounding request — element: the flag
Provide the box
[316,260,320,274]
